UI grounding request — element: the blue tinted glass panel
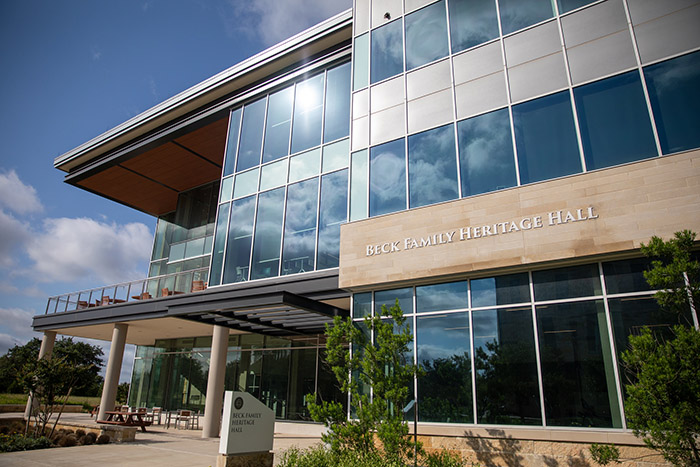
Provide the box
[473,306,541,425]
[405,0,449,70]
[353,292,372,319]
[223,109,242,176]
[644,51,700,154]
[222,195,256,283]
[532,264,602,301]
[575,71,656,170]
[324,62,351,143]
[282,179,318,275]
[209,203,229,286]
[499,0,554,35]
[602,258,653,294]
[537,300,621,428]
[557,0,596,13]
[291,74,324,154]
[371,19,404,84]
[471,273,530,307]
[375,288,414,315]
[237,98,266,172]
[513,91,581,184]
[408,124,458,208]
[354,33,370,91]
[416,281,468,312]
[251,188,285,280]
[458,108,517,196]
[262,86,293,163]
[370,139,406,217]
[448,0,499,53]
[417,312,473,423]
[318,169,348,270]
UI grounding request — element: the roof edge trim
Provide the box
[54,8,352,172]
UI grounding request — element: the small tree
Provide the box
[116,382,130,405]
[619,230,700,465]
[19,355,88,437]
[307,300,421,463]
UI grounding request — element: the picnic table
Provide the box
[98,411,152,432]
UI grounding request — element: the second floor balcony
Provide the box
[45,267,209,314]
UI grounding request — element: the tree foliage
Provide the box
[0,337,104,396]
[640,229,699,322]
[306,300,422,463]
[619,231,700,466]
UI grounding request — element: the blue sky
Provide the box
[0,0,350,382]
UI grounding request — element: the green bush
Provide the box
[0,433,53,453]
[279,445,468,467]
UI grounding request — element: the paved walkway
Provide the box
[0,413,323,466]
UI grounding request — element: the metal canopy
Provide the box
[167,291,346,336]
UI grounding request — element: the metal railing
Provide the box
[45,267,209,314]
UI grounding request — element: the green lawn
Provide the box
[0,393,101,407]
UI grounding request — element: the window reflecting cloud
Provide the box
[408,124,458,208]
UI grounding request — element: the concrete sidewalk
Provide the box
[0,413,323,466]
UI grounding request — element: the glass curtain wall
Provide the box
[129,334,346,420]
[148,181,219,296]
[211,60,351,285]
[350,0,700,220]
[352,257,695,429]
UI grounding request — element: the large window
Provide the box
[449,0,499,53]
[644,51,700,155]
[369,138,406,217]
[405,0,448,70]
[350,257,690,428]
[371,19,404,84]
[211,61,350,284]
[408,123,458,208]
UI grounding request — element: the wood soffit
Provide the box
[76,117,227,217]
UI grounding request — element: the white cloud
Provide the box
[91,45,102,61]
[0,209,31,267]
[0,307,40,354]
[0,170,43,215]
[221,0,351,46]
[26,217,152,284]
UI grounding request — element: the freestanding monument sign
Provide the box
[217,391,275,467]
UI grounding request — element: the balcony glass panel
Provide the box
[349,150,368,221]
[353,33,370,91]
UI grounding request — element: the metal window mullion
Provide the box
[598,262,627,430]
[314,174,322,271]
[260,95,270,167]
[278,186,289,277]
[494,0,521,186]
[468,280,477,424]
[320,69,328,147]
[412,287,419,423]
[529,270,548,427]
[621,0,663,157]
[444,0,463,199]
[246,194,259,281]
[218,202,233,284]
[554,3,588,173]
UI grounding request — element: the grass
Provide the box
[0,393,101,407]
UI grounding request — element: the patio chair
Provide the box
[191,280,206,292]
[175,409,194,429]
[148,407,162,425]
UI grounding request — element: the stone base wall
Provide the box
[216,452,274,467]
[419,434,670,467]
[0,404,83,413]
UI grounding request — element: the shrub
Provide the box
[589,444,620,465]
[0,434,52,453]
[75,429,86,438]
[58,434,78,447]
[279,445,470,467]
[96,434,110,445]
[85,432,97,444]
[422,450,467,467]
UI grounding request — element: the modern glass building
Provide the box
[34,0,700,463]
